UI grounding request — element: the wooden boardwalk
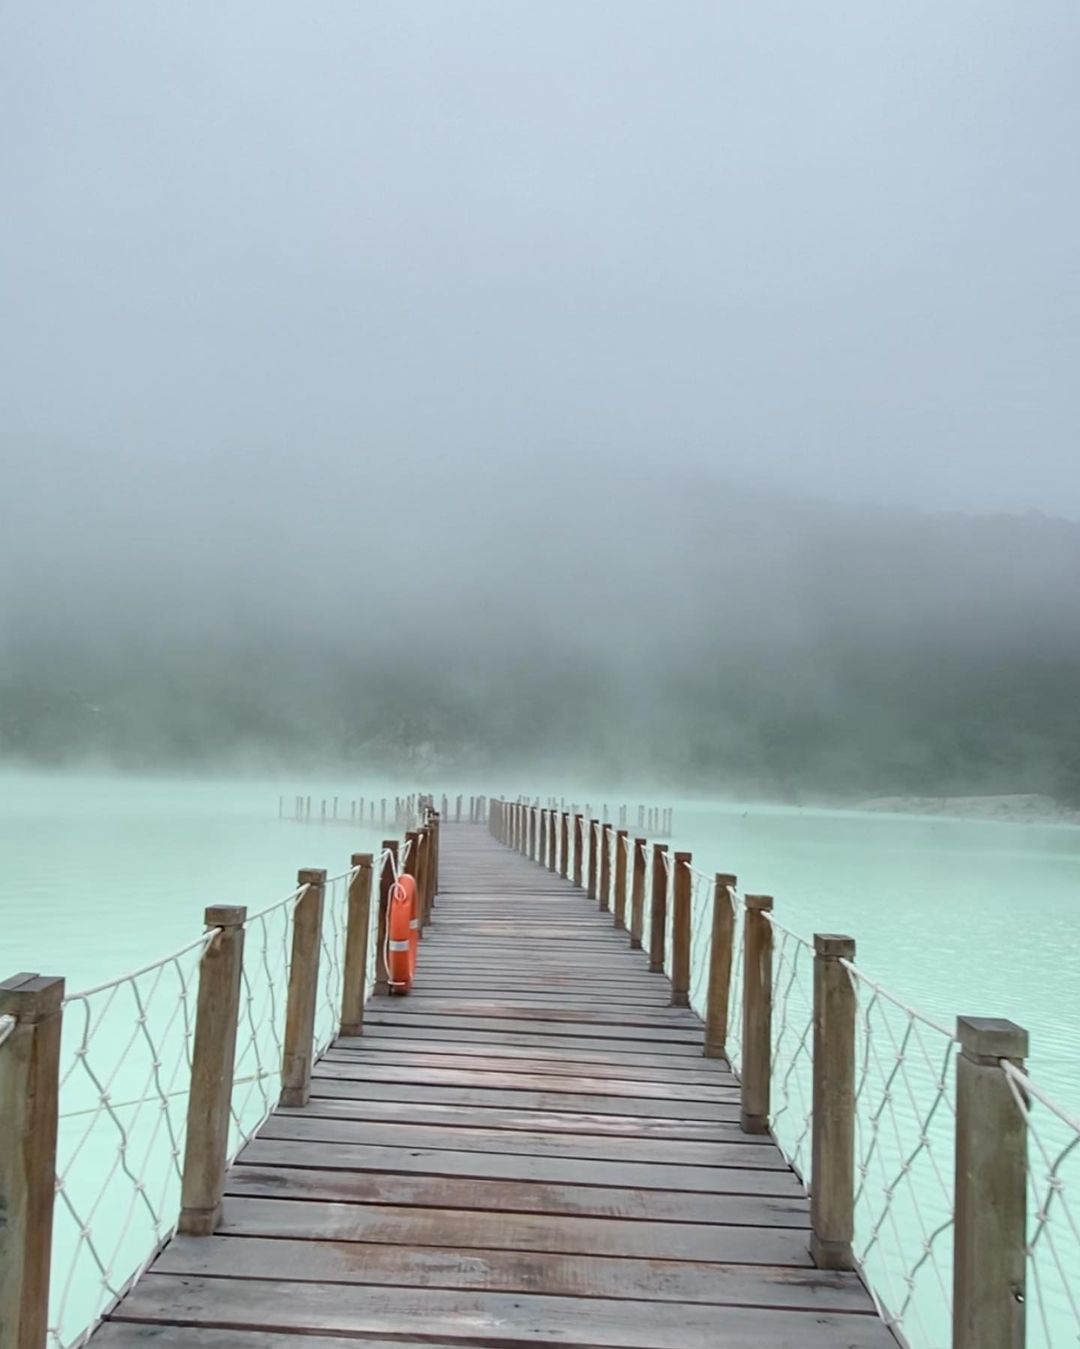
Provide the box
[93,825,893,1348]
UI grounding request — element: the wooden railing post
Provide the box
[704,873,737,1058]
[0,972,64,1349]
[599,824,613,912]
[280,869,325,1108]
[416,827,430,932]
[810,934,856,1270]
[423,809,436,906]
[670,852,692,1006]
[613,829,628,928]
[178,907,246,1236]
[539,809,548,866]
[740,894,773,1134]
[339,855,373,1037]
[548,809,557,870]
[587,820,598,899]
[374,842,397,995]
[649,843,668,972]
[630,837,647,949]
[559,812,570,879]
[572,815,584,887]
[953,1017,1029,1349]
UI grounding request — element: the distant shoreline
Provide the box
[855,793,1080,827]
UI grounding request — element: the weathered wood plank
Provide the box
[257,1113,785,1167]
[238,1137,805,1195]
[335,1035,732,1075]
[313,1058,735,1102]
[111,1275,897,1347]
[309,1075,736,1120]
[284,1096,737,1139]
[153,1234,875,1312]
[215,1195,812,1260]
[224,1164,811,1227]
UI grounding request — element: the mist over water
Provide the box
[3,4,1080,1346]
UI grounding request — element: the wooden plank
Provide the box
[376,999,702,1028]
[313,1058,734,1103]
[94,1330,455,1349]
[215,1196,813,1263]
[238,1138,805,1195]
[348,1023,710,1058]
[309,1075,735,1121]
[224,1164,811,1227]
[283,1096,738,1140]
[153,1233,875,1312]
[111,1275,898,1347]
[337,1034,730,1073]
[362,1011,703,1042]
[257,1113,786,1167]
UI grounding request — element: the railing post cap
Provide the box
[635,835,647,845]
[674,850,692,863]
[957,1016,1028,1061]
[716,871,737,885]
[204,905,246,928]
[297,867,327,886]
[814,933,855,958]
[616,827,628,837]
[652,842,668,853]
[350,852,374,868]
[744,893,773,911]
[0,972,65,1016]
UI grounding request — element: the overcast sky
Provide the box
[3,0,1079,528]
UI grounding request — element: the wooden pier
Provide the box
[87,822,892,1348]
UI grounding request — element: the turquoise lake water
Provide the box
[2,771,1077,1349]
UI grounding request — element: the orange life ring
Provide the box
[387,874,418,993]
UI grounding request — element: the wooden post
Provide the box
[572,815,584,887]
[630,838,647,949]
[178,908,246,1235]
[810,934,856,1270]
[339,856,373,1037]
[670,852,692,1005]
[548,809,557,870]
[415,828,430,932]
[648,843,668,971]
[953,1017,1029,1349]
[0,972,64,1348]
[599,824,613,912]
[559,812,570,879]
[740,895,773,1134]
[526,807,535,860]
[430,813,440,906]
[704,874,737,1058]
[374,842,396,996]
[539,809,548,866]
[280,870,325,1108]
[587,820,598,898]
[613,829,628,928]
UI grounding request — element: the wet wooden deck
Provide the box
[93,824,893,1348]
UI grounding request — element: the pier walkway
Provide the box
[90,823,891,1348]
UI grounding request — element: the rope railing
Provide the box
[1002,1061,1080,1348]
[490,795,1078,1349]
[1,815,426,1349]
[842,957,959,1348]
[49,930,217,1347]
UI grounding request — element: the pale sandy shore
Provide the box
[857,793,1080,826]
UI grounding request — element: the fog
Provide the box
[3,3,1080,795]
